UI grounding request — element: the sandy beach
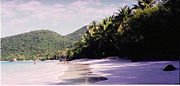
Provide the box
[59,58,179,85]
[58,61,107,85]
[1,59,179,85]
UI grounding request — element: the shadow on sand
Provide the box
[57,63,108,85]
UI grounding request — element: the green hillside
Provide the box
[65,26,88,41]
[1,30,74,60]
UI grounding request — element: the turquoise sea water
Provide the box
[1,60,67,85]
[1,60,54,74]
[2,61,53,76]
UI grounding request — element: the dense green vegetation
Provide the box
[65,26,88,41]
[67,0,180,60]
[1,0,179,61]
[1,30,74,61]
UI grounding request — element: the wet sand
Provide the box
[58,62,107,85]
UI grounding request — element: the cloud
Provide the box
[1,0,135,37]
[1,1,17,17]
[17,1,41,11]
[2,0,118,21]
[13,18,30,23]
[71,0,89,6]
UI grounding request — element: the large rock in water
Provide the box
[163,64,176,71]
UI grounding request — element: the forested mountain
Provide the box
[1,0,179,61]
[65,26,88,41]
[1,30,74,60]
[67,0,180,60]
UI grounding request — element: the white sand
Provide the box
[2,59,179,85]
[73,58,179,84]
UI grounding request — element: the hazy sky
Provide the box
[1,0,136,37]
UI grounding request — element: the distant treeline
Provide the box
[1,30,74,61]
[65,26,88,41]
[67,0,180,60]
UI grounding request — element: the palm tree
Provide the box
[132,0,156,10]
[114,6,132,25]
[98,16,122,51]
[88,21,99,37]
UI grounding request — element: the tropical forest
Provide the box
[1,0,180,61]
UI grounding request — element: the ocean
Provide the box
[1,59,179,85]
[1,60,68,85]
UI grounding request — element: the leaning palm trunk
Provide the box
[108,38,122,52]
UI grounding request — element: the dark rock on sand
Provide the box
[58,63,108,85]
[88,77,108,83]
[163,65,176,71]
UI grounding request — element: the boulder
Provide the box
[163,64,176,71]
[88,76,108,83]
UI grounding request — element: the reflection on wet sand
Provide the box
[58,63,107,85]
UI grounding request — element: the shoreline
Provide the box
[59,58,179,85]
[0,60,59,62]
[1,60,68,85]
[57,61,108,85]
[1,59,179,85]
